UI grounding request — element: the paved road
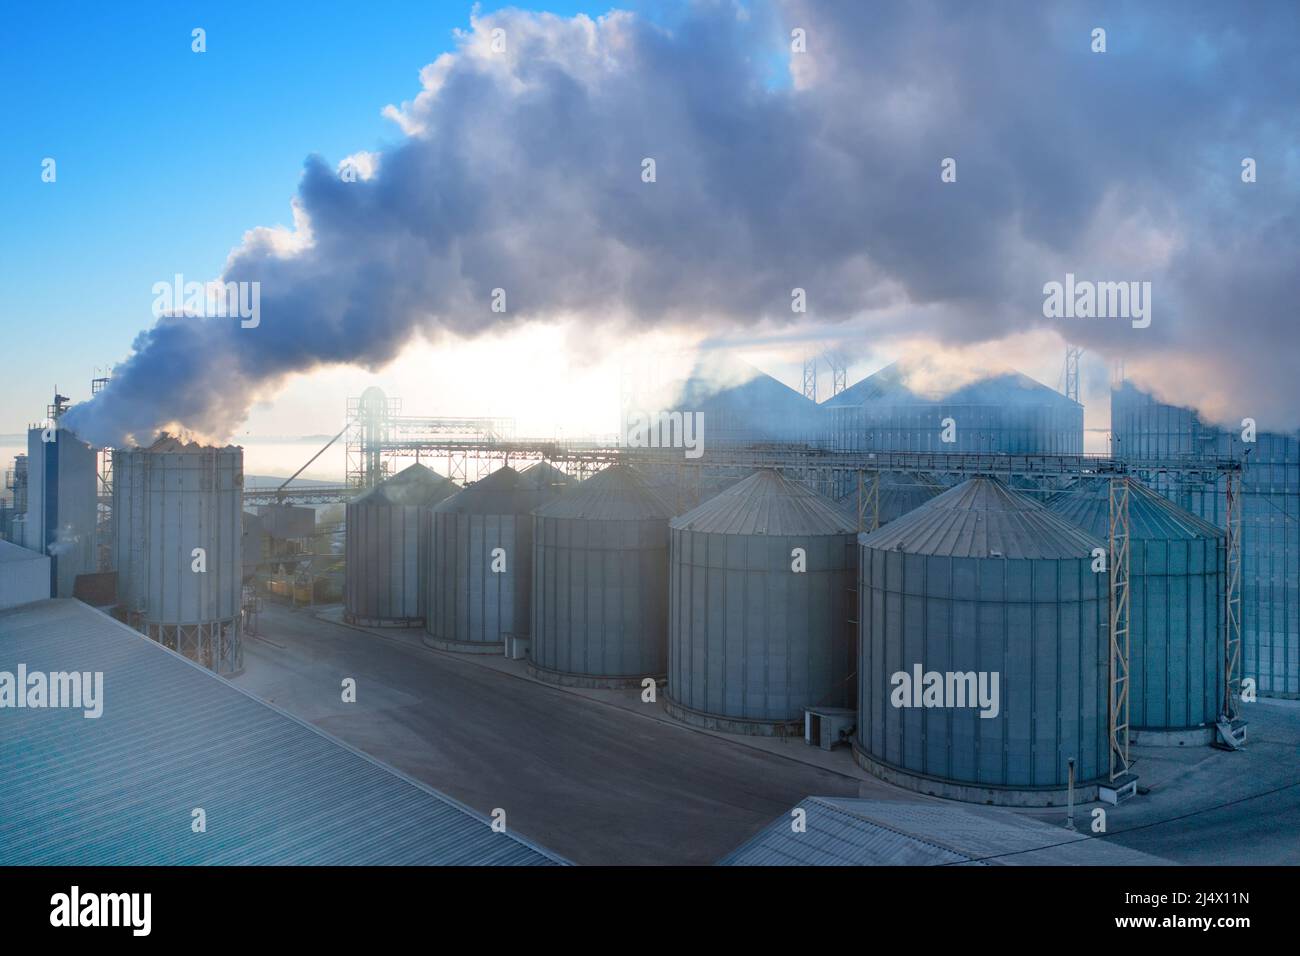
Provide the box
[235,604,863,865]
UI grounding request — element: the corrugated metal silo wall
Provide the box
[669,527,855,722]
[858,547,1108,789]
[1113,384,1299,698]
[345,500,426,625]
[1130,534,1224,729]
[531,512,669,678]
[428,511,530,645]
[112,448,242,624]
[830,402,1082,454]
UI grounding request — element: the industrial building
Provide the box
[855,477,1109,805]
[426,462,570,653]
[22,424,97,597]
[0,598,565,866]
[530,462,674,686]
[344,462,458,627]
[1112,381,1298,699]
[112,437,245,675]
[1047,477,1225,741]
[666,469,856,734]
[824,363,1083,455]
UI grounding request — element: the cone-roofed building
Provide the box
[345,463,458,627]
[668,469,857,734]
[856,477,1109,805]
[426,463,570,653]
[1047,477,1225,739]
[530,463,674,686]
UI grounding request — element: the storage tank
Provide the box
[1113,381,1297,699]
[530,462,673,686]
[856,477,1108,806]
[345,463,458,627]
[425,462,570,653]
[113,437,244,674]
[1046,478,1225,741]
[667,469,857,734]
[837,471,943,529]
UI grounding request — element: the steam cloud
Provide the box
[63,0,1300,447]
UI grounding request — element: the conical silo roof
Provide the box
[434,464,568,515]
[860,476,1102,558]
[1046,478,1224,541]
[533,462,674,521]
[672,469,854,535]
[353,463,458,507]
[836,471,943,526]
[518,461,572,492]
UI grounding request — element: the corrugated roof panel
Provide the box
[720,797,1171,866]
[718,797,979,866]
[671,469,854,535]
[0,599,566,866]
[859,477,1103,559]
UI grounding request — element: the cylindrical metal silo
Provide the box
[1047,478,1225,742]
[112,437,244,674]
[530,462,673,687]
[345,463,458,627]
[856,477,1109,806]
[667,469,856,735]
[425,462,570,653]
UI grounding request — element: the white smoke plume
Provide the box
[63,1,1300,446]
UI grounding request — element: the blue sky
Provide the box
[0,0,612,432]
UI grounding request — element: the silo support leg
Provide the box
[1105,477,1137,799]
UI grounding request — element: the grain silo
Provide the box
[667,469,857,734]
[1047,478,1225,741]
[1113,381,1298,699]
[425,462,570,653]
[856,477,1108,806]
[530,462,673,686]
[113,437,244,674]
[837,471,943,530]
[345,463,458,626]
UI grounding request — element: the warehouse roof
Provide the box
[533,462,674,521]
[719,797,1172,866]
[859,476,1103,559]
[672,469,854,536]
[0,599,566,866]
[1046,477,1225,542]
